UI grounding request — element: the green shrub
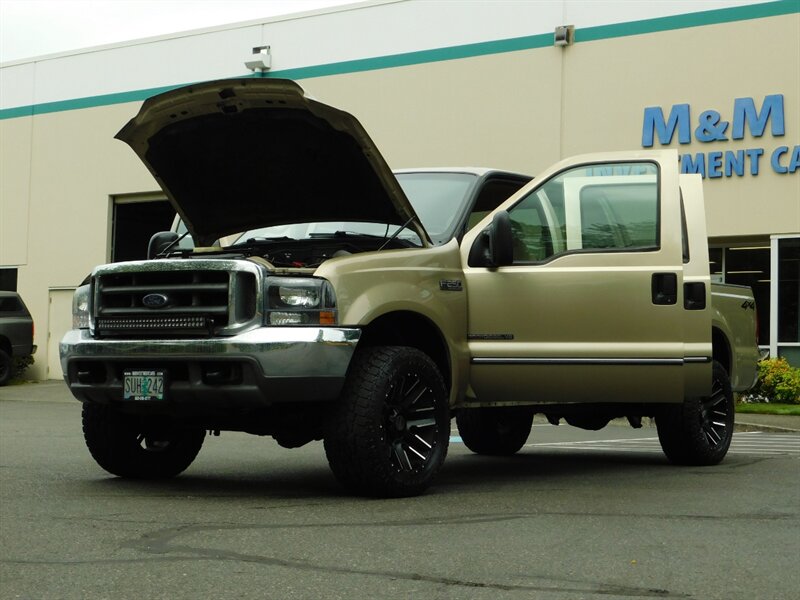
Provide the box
[750,358,800,404]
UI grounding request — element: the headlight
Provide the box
[72,284,91,329]
[266,277,337,326]
[278,286,321,308]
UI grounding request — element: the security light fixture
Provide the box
[245,46,271,73]
[554,25,574,47]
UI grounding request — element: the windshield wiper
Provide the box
[308,231,385,239]
[229,236,296,247]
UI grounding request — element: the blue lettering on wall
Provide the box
[771,145,800,174]
[643,94,795,179]
[732,95,785,139]
[724,150,744,177]
[681,154,706,177]
[681,152,706,179]
[791,146,800,173]
[745,148,764,175]
[708,151,723,178]
[695,111,729,143]
[772,147,789,174]
[642,104,691,147]
[680,149,767,178]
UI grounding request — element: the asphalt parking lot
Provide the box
[1,383,799,600]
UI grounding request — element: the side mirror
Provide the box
[147,231,179,259]
[488,211,513,267]
[467,211,514,268]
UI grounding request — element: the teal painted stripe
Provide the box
[0,85,180,120]
[1,105,34,119]
[28,86,181,114]
[0,75,262,119]
[1,0,797,121]
[577,0,799,42]
[0,34,551,120]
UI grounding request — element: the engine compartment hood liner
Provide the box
[116,78,427,247]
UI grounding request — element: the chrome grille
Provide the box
[91,260,260,338]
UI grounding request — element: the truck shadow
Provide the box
[76,446,695,500]
[438,449,670,488]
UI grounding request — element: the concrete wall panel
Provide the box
[0,117,32,267]
[303,48,564,174]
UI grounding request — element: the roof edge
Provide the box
[1,0,796,121]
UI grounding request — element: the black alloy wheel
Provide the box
[384,364,441,473]
[324,346,449,497]
[698,370,732,449]
[656,360,734,466]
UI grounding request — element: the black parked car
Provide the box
[0,292,35,385]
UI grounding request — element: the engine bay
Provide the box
[180,234,418,269]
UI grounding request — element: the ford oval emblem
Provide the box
[142,293,170,309]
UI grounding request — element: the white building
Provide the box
[1,0,798,379]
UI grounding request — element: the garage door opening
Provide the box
[112,198,175,262]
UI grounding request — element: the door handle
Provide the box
[684,282,706,310]
[652,273,677,305]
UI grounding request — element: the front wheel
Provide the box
[656,361,734,466]
[324,346,450,497]
[82,403,205,478]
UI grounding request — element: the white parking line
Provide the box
[527,437,659,447]
[448,431,800,457]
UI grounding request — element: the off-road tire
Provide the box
[456,406,534,456]
[656,361,734,466]
[324,346,449,497]
[82,403,205,478]
[0,350,11,386]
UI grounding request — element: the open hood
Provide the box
[116,78,428,247]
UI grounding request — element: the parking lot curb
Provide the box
[734,421,800,433]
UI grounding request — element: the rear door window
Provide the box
[0,296,23,313]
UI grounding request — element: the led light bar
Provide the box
[97,316,208,330]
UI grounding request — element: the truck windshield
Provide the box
[232,172,478,246]
[396,172,476,243]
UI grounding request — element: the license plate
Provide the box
[123,370,165,401]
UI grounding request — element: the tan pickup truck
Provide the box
[60,79,759,497]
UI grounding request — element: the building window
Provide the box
[111,197,175,262]
[709,247,723,282]
[775,237,800,366]
[0,268,17,292]
[778,238,800,342]
[709,245,771,346]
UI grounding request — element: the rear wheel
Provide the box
[324,346,449,497]
[456,406,534,456]
[656,361,734,466]
[82,403,205,478]
[0,350,11,386]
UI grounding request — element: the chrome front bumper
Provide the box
[60,327,361,407]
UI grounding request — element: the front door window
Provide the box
[507,163,659,263]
